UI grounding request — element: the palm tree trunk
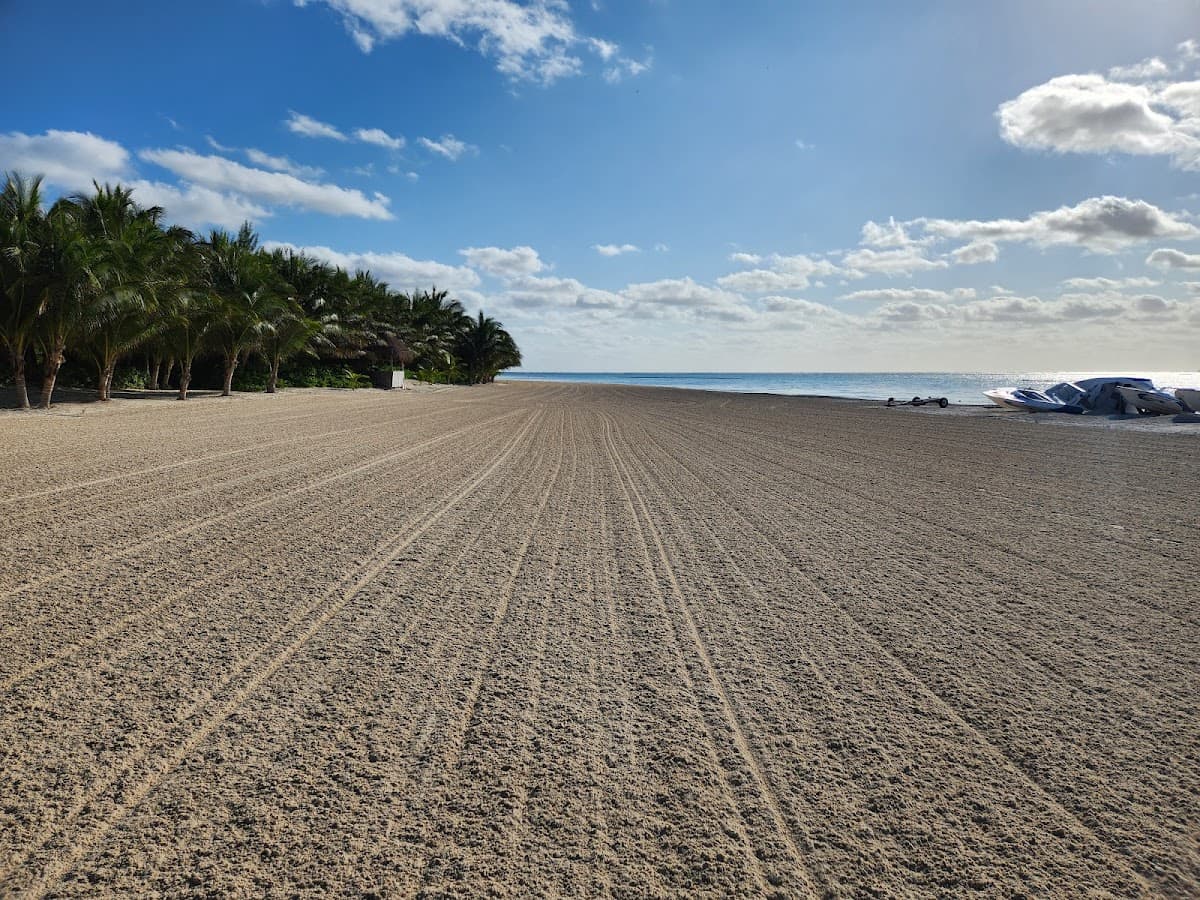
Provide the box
[222,355,237,396]
[39,342,65,409]
[11,350,30,409]
[267,356,281,393]
[102,361,116,400]
[177,360,192,400]
[162,357,175,390]
[148,358,161,391]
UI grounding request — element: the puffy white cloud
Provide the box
[1146,247,1200,269]
[997,45,1200,170]
[840,287,976,303]
[418,134,474,160]
[717,253,840,293]
[624,277,743,309]
[593,243,639,256]
[298,0,587,84]
[501,274,588,308]
[284,111,348,141]
[140,148,393,219]
[244,148,324,179]
[916,196,1198,253]
[1108,57,1171,81]
[263,241,480,292]
[0,129,129,191]
[588,38,618,61]
[729,252,761,265]
[354,127,405,150]
[1060,275,1159,290]
[841,245,948,277]
[860,216,928,248]
[127,180,271,229]
[460,245,544,278]
[950,240,999,265]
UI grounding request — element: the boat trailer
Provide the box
[887,396,949,408]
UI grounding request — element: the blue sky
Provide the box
[3,0,1199,370]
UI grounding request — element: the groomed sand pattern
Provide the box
[1,383,1197,897]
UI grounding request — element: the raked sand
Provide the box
[0,382,1197,897]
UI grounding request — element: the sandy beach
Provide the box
[1,381,1197,897]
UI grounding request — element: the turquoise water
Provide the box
[499,371,1200,405]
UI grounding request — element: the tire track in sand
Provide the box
[5,411,542,898]
[0,409,522,604]
[615,412,1154,895]
[0,411,503,694]
[600,412,821,899]
[405,408,569,893]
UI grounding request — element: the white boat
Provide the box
[1173,387,1200,412]
[984,387,1084,413]
[1115,384,1187,415]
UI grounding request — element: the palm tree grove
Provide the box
[0,173,522,409]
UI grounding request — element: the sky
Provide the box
[2,0,1199,371]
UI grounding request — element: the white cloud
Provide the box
[205,135,236,152]
[418,134,474,161]
[460,245,544,278]
[841,245,949,277]
[128,180,271,229]
[298,0,587,84]
[1146,247,1200,269]
[264,241,480,292]
[244,148,324,179]
[0,129,129,191]
[950,240,999,265]
[593,243,640,256]
[604,52,652,84]
[354,127,405,150]
[840,288,976,303]
[285,111,348,141]
[729,252,762,265]
[916,196,1198,253]
[860,216,928,248]
[717,253,840,293]
[653,243,669,253]
[502,274,588,308]
[1060,275,1159,290]
[588,38,618,61]
[1108,57,1171,81]
[997,56,1200,169]
[139,148,393,219]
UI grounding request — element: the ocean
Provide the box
[498,371,1200,405]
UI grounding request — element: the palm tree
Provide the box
[33,196,113,408]
[202,224,283,396]
[260,303,325,393]
[456,310,522,384]
[73,185,170,399]
[0,173,47,409]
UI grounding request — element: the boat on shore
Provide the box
[984,387,1084,413]
[1115,384,1188,415]
[986,376,1191,416]
[1174,387,1200,412]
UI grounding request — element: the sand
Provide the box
[0,382,1196,897]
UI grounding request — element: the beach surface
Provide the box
[1,381,1197,897]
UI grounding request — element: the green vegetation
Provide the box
[0,172,521,408]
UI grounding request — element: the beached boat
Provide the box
[984,387,1084,413]
[1114,384,1187,415]
[1174,387,1200,412]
